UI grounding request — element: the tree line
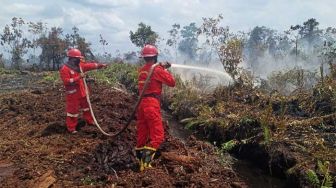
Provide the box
[0,17,93,70]
[129,16,336,80]
[1,16,336,78]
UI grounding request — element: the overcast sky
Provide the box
[1,0,335,54]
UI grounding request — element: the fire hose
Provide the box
[80,63,160,137]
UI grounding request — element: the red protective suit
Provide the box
[59,61,102,132]
[136,63,175,149]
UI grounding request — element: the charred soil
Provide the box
[0,83,247,187]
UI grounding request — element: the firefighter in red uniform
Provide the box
[136,45,176,171]
[59,48,107,134]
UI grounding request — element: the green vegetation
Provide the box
[318,161,333,188]
[0,67,19,75]
[221,140,238,152]
[260,101,272,144]
[43,72,59,82]
[91,62,138,93]
[42,72,60,87]
[129,22,158,47]
[306,169,320,187]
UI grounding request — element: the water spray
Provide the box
[171,64,233,83]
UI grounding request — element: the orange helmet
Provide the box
[141,45,158,57]
[67,48,83,58]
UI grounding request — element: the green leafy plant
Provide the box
[221,140,238,152]
[260,101,272,144]
[318,160,333,188]
[278,97,287,130]
[306,169,320,187]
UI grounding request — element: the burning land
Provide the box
[0,63,336,188]
[1,6,336,188]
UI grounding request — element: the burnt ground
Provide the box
[0,71,51,93]
[0,82,247,187]
[182,87,336,187]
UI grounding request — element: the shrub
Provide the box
[92,62,138,93]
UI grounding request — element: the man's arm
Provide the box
[154,66,176,87]
[59,68,81,86]
[81,61,107,72]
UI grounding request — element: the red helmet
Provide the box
[67,48,83,58]
[141,45,158,57]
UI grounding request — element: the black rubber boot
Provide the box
[135,147,144,171]
[142,146,156,169]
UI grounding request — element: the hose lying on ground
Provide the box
[80,63,160,137]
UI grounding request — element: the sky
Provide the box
[0,0,336,54]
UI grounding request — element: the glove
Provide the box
[160,62,171,69]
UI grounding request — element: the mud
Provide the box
[0,83,247,187]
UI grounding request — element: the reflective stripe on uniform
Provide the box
[70,78,74,83]
[66,89,77,94]
[82,108,90,112]
[67,112,79,117]
[139,81,146,84]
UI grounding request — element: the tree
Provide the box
[0,54,4,68]
[246,26,274,69]
[65,26,92,59]
[28,22,46,54]
[28,21,47,67]
[288,26,302,62]
[167,23,180,60]
[219,38,243,80]
[198,15,243,80]
[0,17,31,69]
[178,23,198,60]
[124,51,137,63]
[99,34,108,53]
[321,37,336,65]
[291,18,322,50]
[276,33,292,59]
[98,34,111,61]
[324,27,336,41]
[199,15,230,65]
[300,18,322,46]
[39,27,67,70]
[129,22,158,47]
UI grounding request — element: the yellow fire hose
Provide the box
[80,63,160,137]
